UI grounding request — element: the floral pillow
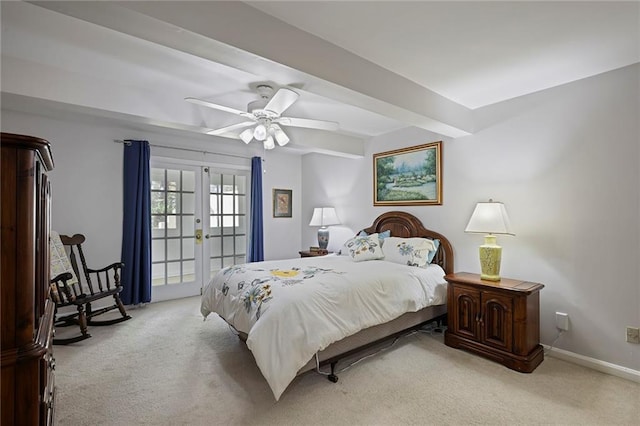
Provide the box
[382,237,437,267]
[344,233,385,262]
[358,229,391,245]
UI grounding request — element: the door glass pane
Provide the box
[152,264,165,286]
[182,172,195,191]
[235,176,246,194]
[222,236,234,256]
[182,193,195,214]
[167,262,181,284]
[151,169,165,190]
[167,193,180,214]
[182,216,194,237]
[152,240,165,262]
[182,260,195,282]
[166,215,180,237]
[166,170,180,190]
[235,236,246,254]
[167,239,180,261]
[182,238,195,259]
[210,236,222,257]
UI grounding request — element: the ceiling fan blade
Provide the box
[206,121,256,136]
[264,88,299,115]
[185,97,253,118]
[276,116,339,131]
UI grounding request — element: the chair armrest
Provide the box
[52,272,74,283]
[86,262,124,274]
[51,272,83,304]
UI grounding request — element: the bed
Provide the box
[201,211,454,400]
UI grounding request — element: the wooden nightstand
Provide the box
[444,272,544,373]
[299,250,332,258]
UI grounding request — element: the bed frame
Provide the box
[235,211,454,384]
[301,211,454,381]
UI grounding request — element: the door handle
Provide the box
[195,229,203,244]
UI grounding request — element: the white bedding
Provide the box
[200,255,447,400]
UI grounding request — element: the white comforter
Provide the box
[200,255,447,400]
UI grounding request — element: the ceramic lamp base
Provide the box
[479,235,502,281]
[317,227,329,250]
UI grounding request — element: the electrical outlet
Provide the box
[555,312,570,331]
[626,326,640,344]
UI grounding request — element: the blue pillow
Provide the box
[359,229,391,244]
[427,239,440,264]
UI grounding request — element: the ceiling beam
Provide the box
[29,1,473,138]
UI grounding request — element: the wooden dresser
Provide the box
[444,272,544,373]
[1,133,56,425]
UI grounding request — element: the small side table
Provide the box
[299,250,332,258]
[444,272,544,373]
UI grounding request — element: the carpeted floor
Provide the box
[54,296,639,425]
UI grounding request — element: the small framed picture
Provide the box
[273,188,292,218]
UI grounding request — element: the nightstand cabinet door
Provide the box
[451,286,481,340]
[481,291,513,353]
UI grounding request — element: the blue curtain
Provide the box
[120,140,152,305]
[248,156,264,262]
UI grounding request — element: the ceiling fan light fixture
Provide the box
[264,135,275,150]
[239,128,254,144]
[253,124,267,141]
[274,128,290,146]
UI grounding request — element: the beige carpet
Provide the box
[54,296,639,425]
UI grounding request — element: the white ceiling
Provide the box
[2,1,638,157]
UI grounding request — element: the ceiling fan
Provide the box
[186,85,339,150]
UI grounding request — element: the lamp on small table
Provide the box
[464,199,514,281]
[309,207,341,250]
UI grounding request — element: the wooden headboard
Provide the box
[361,211,454,275]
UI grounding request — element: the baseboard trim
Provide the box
[544,345,640,383]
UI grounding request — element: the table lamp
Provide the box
[309,207,341,250]
[464,199,514,281]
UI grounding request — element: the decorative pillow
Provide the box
[358,229,391,245]
[382,237,436,267]
[427,239,441,264]
[344,233,385,262]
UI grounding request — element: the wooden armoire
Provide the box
[1,133,56,425]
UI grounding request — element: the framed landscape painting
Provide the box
[373,141,442,206]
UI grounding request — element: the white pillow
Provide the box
[344,233,385,262]
[382,237,436,267]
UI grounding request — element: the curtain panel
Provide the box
[120,140,152,305]
[248,156,264,262]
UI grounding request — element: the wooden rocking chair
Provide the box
[50,233,131,344]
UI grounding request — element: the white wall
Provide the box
[301,64,640,372]
[1,109,302,288]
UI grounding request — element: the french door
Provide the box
[150,161,248,301]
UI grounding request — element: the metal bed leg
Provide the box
[328,362,339,383]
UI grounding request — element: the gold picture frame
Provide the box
[273,188,292,217]
[373,141,442,206]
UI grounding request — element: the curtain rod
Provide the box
[113,139,252,160]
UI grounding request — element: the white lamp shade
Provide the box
[274,128,290,146]
[239,128,254,144]
[465,201,514,235]
[309,207,341,227]
[253,124,267,141]
[263,135,275,150]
